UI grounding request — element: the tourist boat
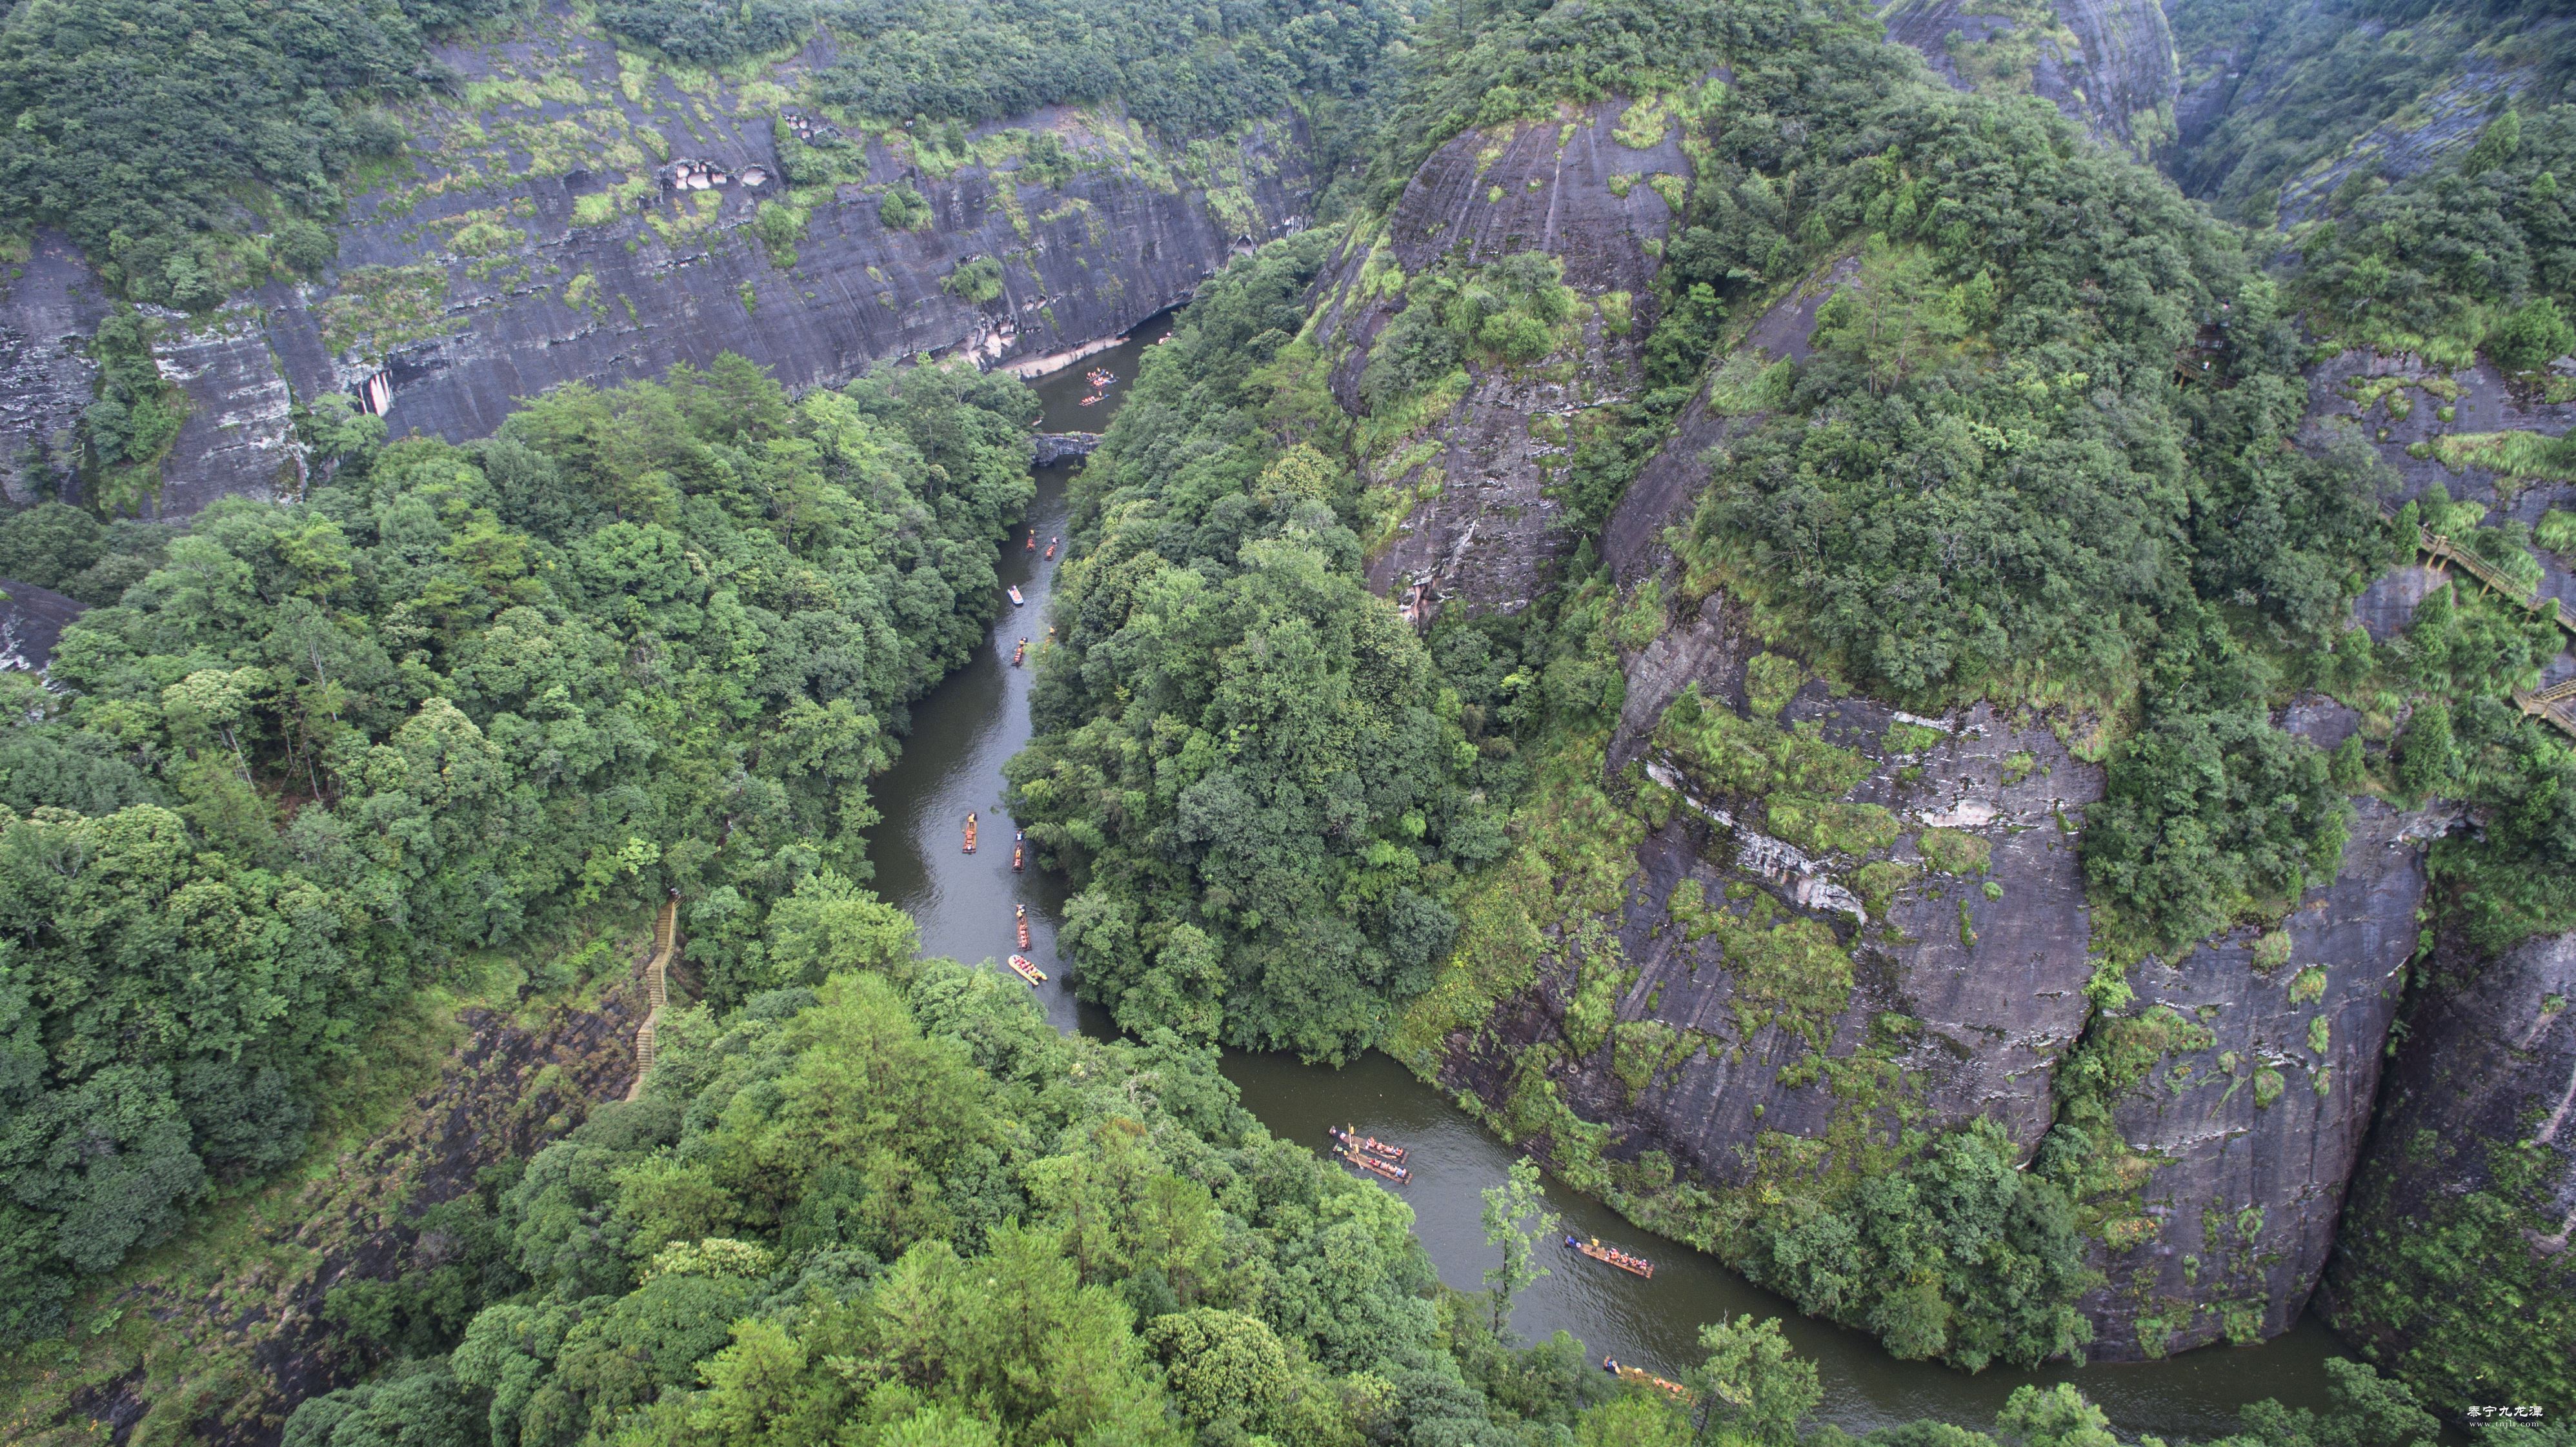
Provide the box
[1566,1235,1654,1279]
[1602,1359,1693,1403]
[1333,1144,1408,1184]
[1012,638,1027,666]
[1026,527,1038,551]
[1327,1126,1407,1164]
[1012,829,1026,871]
[1008,953,1047,986]
[963,813,978,853]
[1007,586,1025,606]
[1043,536,1058,559]
[1016,904,1031,950]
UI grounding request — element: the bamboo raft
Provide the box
[1012,638,1027,666]
[1602,1359,1693,1403]
[963,813,978,854]
[1016,904,1031,950]
[1333,1144,1409,1184]
[1026,527,1038,551]
[1566,1235,1654,1278]
[1013,829,1026,871]
[1043,537,1058,560]
[1327,1126,1407,1164]
[1008,953,1047,986]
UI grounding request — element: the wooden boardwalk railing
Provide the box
[2383,502,2576,740]
[625,898,679,1102]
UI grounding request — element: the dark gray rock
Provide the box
[2077,797,2431,1360]
[6,10,1318,519]
[2317,930,2576,1388]
[1320,94,1690,622]
[1032,431,1102,467]
[0,232,108,505]
[0,576,86,672]
[1444,582,2100,1213]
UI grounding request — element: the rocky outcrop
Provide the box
[2318,930,2576,1406]
[1455,590,2104,1193]
[2078,789,2433,1360]
[1318,93,1695,622]
[1883,0,2181,157]
[0,231,108,504]
[152,303,304,514]
[1032,431,1102,467]
[0,576,86,671]
[1,7,1315,520]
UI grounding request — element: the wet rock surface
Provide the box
[2079,798,2431,1360]
[0,576,86,671]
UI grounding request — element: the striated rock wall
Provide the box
[0,6,1317,520]
[1883,0,2181,157]
[0,232,109,504]
[1314,94,1693,621]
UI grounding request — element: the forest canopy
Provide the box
[0,353,1034,1337]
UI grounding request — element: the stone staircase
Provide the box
[625,898,679,1102]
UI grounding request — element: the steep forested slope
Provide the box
[0,355,1029,1339]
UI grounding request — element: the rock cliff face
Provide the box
[0,232,110,503]
[2078,789,2431,1359]
[0,6,1316,518]
[1311,94,1695,620]
[1883,0,2180,157]
[1450,588,2104,1192]
[2318,930,2576,1399]
[1406,241,2448,1358]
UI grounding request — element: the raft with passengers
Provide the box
[963,813,978,854]
[1566,1235,1654,1278]
[1333,1142,1409,1184]
[1327,1126,1407,1164]
[1016,904,1031,950]
[1007,953,1047,986]
[1012,829,1025,871]
[1602,1359,1693,1402]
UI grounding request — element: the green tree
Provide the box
[1690,1316,1819,1447]
[1480,1155,1558,1337]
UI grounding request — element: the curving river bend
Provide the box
[861,318,2351,1440]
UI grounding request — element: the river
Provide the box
[861,318,2353,1441]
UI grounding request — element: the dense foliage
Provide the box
[814,0,1409,140]
[285,944,1638,1447]
[2293,103,2576,363]
[280,930,2485,1447]
[0,354,1032,1337]
[1007,234,1504,1061]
